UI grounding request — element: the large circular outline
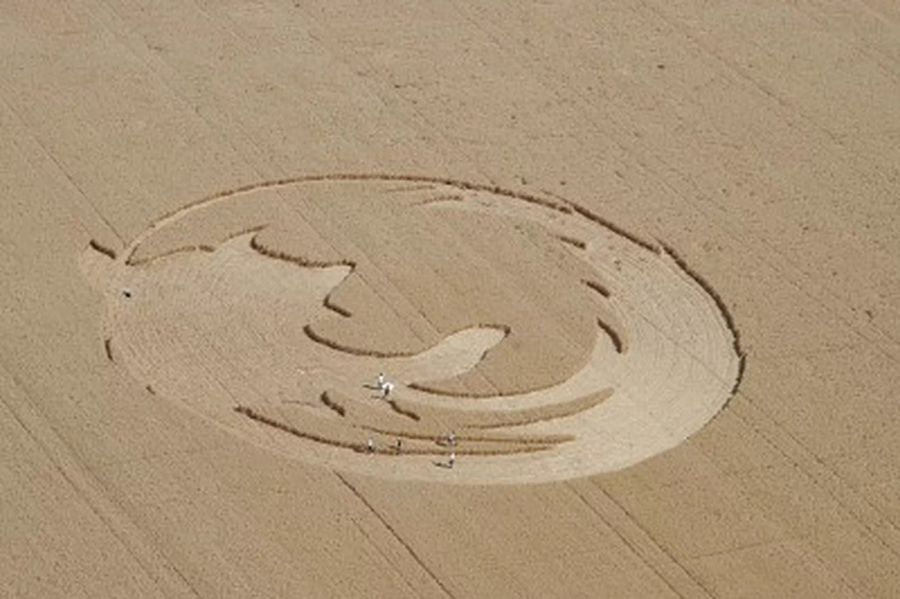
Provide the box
[90,173,745,485]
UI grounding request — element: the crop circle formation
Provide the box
[82,174,742,484]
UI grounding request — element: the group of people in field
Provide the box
[367,373,456,469]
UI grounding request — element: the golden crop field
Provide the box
[1,2,898,597]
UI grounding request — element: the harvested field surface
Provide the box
[1,1,899,597]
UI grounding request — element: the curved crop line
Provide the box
[382,184,436,193]
[565,202,659,253]
[128,244,215,266]
[319,391,346,417]
[556,234,587,250]
[88,239,117,260]
[154,172,573,223]
[582,278,611,298]
[380,388,612,433]
[235,405,366,452]
[359,424,570,450]
[318,386,603,448]
[125,172,579,265]
[235,405,558,456]
[412,193,465,207]
[225,226,267,241]
[386,400,421,421]
[322,297,352,318]
[124,227,266,267]
[657,242,745,399]
[596,318,624,354]
[248,235,356,270]
[302,324,412,359]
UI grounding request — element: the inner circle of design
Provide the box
[81,174,743,485]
